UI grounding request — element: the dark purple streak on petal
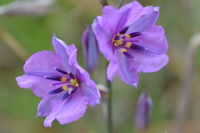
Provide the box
[60,92,69,101]
[44,76,61,81]
[48,87,63,94]
[129,32,142,38]
[130,44,146,51]
[54,67,68,75]
[119,26,129,34]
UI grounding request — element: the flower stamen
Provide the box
[62,85,70,91]
[125,42,132,48]
[70,79,79,87]
[120,48,127,53]
[61,77,67,82]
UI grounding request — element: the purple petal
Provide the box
[100,6,119,34]
[16,75,54,97]
[82,25,99,72]
[99,1,143,34]
[117,1,143,32]
[23,51,61,76]
[120,1,143,26]
[126,6,159,33]
[92,18,115,61]
[38,90,89,127]
[37,96,55,117]
[138,25,168,54]
[115,7,131,33]
[130,53,169,73]
[39,96,65,127]
[80,82,100,106]
[56,91,88,125]
[52,35,78,71]
[106,61,118,81]
[117,52,138,87]
[74,63,101,106]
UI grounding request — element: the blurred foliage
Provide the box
[0,0,200,133]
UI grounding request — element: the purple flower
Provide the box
[135,91,153,130]
[92,1,169,87]
[82,25,99,72]
[16,35,100,127]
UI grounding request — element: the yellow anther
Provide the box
[117,33,122,36]
[114,43,118,46]
[70,79,79,87]
[114,39,123,46]
[120,48,127,53]
[125,42,132,48]
[62,85,69,91]
[125,34,131,39]
[60,77,67,82]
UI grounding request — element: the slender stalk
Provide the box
[0,26,29,61]
[106,62,113,133]
[101,0,108,6]
[172,34,200,133]
[107,80,113,133]
[118,0,125,8]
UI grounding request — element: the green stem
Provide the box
[102,0,108,6]
[107,80,112,133]
[118,0,125,8]
[106,62,113,133]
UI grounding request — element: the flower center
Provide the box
[44,68,79,100]
[112,32,142,57]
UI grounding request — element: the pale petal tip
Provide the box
[44,116,54,127]
[52,33,56,38]
[132,82,138,88]
[154,7,160,12]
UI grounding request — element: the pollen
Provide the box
[125,34,131,39]
[70,79,79,87]
[60,77,67,82]
[125,42,132,48]
[120,48,127,53]
[62,85,69,91]
[114,39,123,46]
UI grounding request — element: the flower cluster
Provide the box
[16,0,168,128]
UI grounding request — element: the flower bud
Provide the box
[82,25,99,72]
[135,91,153,131]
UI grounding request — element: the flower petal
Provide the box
[130,53,169,73]
[117,1,143,32]
[74,63,101,106]
[126,6,159,33]
[16,75,54,97]
[117,52,138,87]
[40,96,64,127]
[38,90,89,127]
[52,35,78,71]
[56,91,88,125]
[139,25,168,54]
[92,18,114,61]
[121,1,143,25]
[80,82,100,106]
[107,61,118,81]
[37,95,55,117]
[100,1,143,34]
[100,6,119,34]
[23,50,61,76]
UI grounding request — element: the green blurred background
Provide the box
[0,0,200,133]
